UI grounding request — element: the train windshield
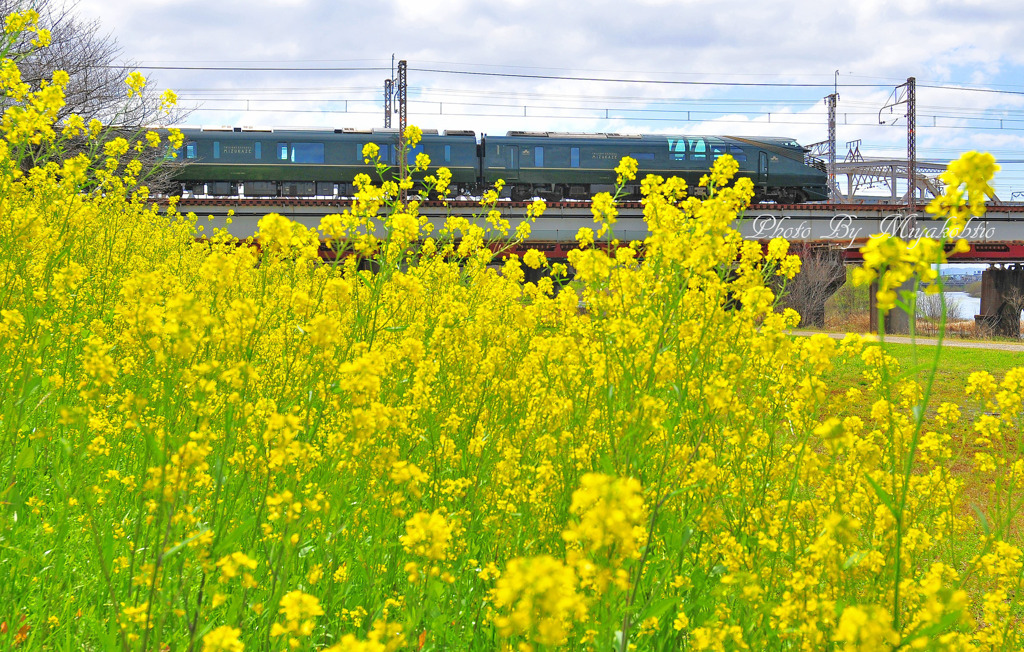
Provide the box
[688,138,707,161]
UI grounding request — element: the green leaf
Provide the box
[842,550,867,570]
[970,503,991,537]
[162,527,210,560]
[642,595,680,621]
[15,375,43,406]
[15,444,35,470]
[865,474,898,518]
[101,526,114,569]
[900,608,964,644]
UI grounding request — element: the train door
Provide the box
[758,151,769,185]
[506,146,519,180]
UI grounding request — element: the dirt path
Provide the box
[791,330,1024,352]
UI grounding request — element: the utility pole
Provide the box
[879,77,917,215]
[906,77,916,214]
[381,59,409,200]
[875,77,919,336]
[397,59,408,201]
[825,91,839,203]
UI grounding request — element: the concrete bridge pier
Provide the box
[869,279,915,335]
[975,265,1024,337]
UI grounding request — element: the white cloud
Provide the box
[68,0,1024,195]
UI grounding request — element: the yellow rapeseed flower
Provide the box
[202,625,245,652]
[125,72,146,98]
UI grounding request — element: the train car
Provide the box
[172,127,826,203]
[174,127,478,197]
[481,132,827,203]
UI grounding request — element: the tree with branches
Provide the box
[777,245,848,328]
[1,0,187,189]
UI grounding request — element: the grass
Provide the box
[822,339,1024,550]
[825,340,1024,407]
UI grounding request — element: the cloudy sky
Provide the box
[71,0,1024,199]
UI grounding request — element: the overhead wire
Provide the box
[125,61,1024,98]
[182,104,1024,133]
[126,56,1024,91]
[177,95,1024,130]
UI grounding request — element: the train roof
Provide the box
[168,126,805,148]
[172,126,477,138]
[500,131,804,147]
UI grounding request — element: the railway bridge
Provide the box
[178,198,1024,335]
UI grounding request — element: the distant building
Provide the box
[942,271,982,285]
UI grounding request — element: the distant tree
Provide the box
[917,292,965,324]
[0,0,187,189]
[965,280,983,298]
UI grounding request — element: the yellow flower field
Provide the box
[1,11,1022,651]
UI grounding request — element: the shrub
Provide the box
[918,291,966,323]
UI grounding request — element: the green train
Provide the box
[173,127,828,203]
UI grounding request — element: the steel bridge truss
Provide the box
[806,139,953,205]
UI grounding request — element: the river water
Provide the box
[916,291,1024,320]
[917,291,981,320]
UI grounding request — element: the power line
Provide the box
[121,56,1024,94]
[81,86,1024,121]
[112,66,1024,109]
[135,58,387,65]
[169,84,1024,117]
[114,62,883,87]
[106,65,390,72]
[180,104,1024,132]
[176,95,1024,129]
[920,83,1024,97]
[100,58,1024,99]
[408,67,884,88]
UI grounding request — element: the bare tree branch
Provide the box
[1,0,189,190]
[777,245,847,328]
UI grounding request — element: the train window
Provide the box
[445,145,451,163]
[291,143,325,164]
[407,143,424,165]
[688,138,707,161]
[571,147,580,168]
[254,142,261,160]
[185,141,197,159]
[380,144,391,163]
[278,143,288,160]
[728,145,746,162]
[630,152,655,160]
[668,139,686,161]
[535,146,544,167]
[213,141,220,159]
